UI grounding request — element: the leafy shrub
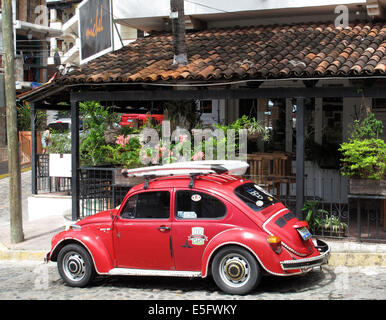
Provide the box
[339,113,385,180]
[339,138,386,179]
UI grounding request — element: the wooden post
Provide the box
[2,0,24,243]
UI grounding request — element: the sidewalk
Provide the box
[0,170,386,265]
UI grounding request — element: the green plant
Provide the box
[17,102,46,131]
[349,113,383,140]
[302,200,347,235]
[47,130,71,154]
[339,113,386,180]
[339,139,386,179]
[79,101,118,166]
[302,200,328,231]
[163,100,202,131]
[321,214,347,233]
[215,115,269,142]
[102,134,142,169]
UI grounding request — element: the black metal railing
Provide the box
[79,167,131,218]
[36,154,72,194]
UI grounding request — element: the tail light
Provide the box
[267,235,282,254]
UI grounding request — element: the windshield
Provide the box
[234,183,277,211]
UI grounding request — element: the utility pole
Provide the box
[2,0,24,243]
[170,0,188,66]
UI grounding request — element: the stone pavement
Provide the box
[0,169,385,266]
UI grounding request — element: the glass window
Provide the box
[234,183,277,212]
[120,191,170,219]
[175,190,226,219]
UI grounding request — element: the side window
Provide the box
[175,190,226,219]
[120,191,170,219]
[120,194,137,219]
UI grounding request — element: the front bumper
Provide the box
[280,239,330,271]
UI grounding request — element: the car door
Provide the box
[172,189,229,271]
[113,189,173,270]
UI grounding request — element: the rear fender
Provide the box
[49,230,114,274]
[201,228,293,277]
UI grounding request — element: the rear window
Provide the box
[234,183,277,211]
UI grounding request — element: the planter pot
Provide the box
[349,178,386,196]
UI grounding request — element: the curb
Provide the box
[0,249,46,261]
[328,252,386,267]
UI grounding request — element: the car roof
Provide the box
[129,173,247,196]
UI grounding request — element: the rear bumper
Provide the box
[280,239,330,271]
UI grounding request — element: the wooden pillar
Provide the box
[296,97,305,220]
[30,103,37,194]
[71,98,79,221]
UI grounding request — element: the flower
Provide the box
[192,151,204,161]
[179,135,188,143]
[115,135,130,147]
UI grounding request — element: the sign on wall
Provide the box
[78,0,113,64]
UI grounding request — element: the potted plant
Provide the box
[302,200,328,234]
[339,113,386,196]
[302,200,347,237]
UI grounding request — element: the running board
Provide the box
[108,268,202,278]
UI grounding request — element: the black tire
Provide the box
[57,243,95,287]
[211,246,261,295]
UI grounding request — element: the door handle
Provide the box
[157,226,171,232]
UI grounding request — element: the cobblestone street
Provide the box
[0,261,385,300]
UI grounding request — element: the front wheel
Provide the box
[57,244,95,287]
[211,246,261,295]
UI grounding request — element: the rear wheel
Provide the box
[57,244,95,287]
[211,246,261,295]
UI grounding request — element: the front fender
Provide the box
[48,229,114,274]
[201,228,294,277]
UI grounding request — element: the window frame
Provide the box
[119,190,171,220]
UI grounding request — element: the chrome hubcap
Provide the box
[63,251,86,282]
[219,254,250,288]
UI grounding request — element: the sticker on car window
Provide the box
[256,200,264,207]
[191,194,201,202]
[177,211,197,219]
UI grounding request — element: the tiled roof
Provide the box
[58,21,386,84]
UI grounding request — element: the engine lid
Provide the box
[262,208,314,256]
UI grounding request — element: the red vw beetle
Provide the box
[45,162,330,295]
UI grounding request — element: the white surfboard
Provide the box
[121,160,249,177]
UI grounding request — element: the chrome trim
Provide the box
[108,268,201,278]
[280,240,331,271]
